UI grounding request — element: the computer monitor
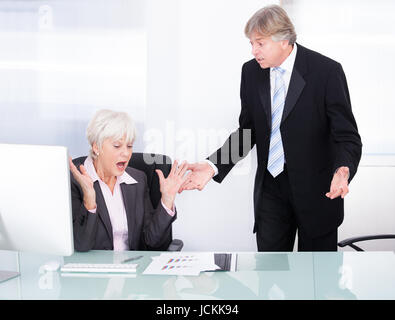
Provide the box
[0,143,74,282]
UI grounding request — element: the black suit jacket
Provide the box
[71,157,176,252]
[208,44,362,238]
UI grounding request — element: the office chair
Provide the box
[338,234,395,251]
[128,152,183,252]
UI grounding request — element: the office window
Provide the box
[0,0,147,156]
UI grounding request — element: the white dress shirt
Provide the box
[270,43,297,102]
[84,156,136,251]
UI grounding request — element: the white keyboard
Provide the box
[60,263,138,273]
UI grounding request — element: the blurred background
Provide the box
[0,0,394,251]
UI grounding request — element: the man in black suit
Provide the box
[180,5,362,251]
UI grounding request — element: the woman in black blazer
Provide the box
[69,109,190,252]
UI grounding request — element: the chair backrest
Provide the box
[128,153,172,209]
[128,153,173,250]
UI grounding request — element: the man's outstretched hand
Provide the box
[178,161,215,193]
[326,166,350,199]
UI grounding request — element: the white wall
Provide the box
[143,0,276,251]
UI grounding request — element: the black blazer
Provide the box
[71,157,176,252]
[208,44,362,238]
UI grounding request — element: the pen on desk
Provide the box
[122,255,143,263]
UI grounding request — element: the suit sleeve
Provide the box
[70,176,100,252]
[141,174,176,248]
[325,63,362,181]
[207,63,256,183]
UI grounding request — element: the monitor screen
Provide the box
[0,143,74,256]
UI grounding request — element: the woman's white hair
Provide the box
[86,109,136,159]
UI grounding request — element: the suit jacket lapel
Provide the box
[120,183,137,248]
[282,69,305,123]
[282,43,307,123]
[257,67,272,127]
[94,181,113,243]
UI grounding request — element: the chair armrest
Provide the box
[167,239,184,251]
[338,234,395,251]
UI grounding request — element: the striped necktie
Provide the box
[267,67,286,178]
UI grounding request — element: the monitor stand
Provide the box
[0,270,20,283]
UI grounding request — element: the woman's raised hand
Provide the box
[69,157,96,210]
[156,160,191,209]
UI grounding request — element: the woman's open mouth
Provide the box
[116,161,127,170]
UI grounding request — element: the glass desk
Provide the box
[1,250,394,300]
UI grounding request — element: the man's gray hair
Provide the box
[244,5,297,45]
[86,109,136,159]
